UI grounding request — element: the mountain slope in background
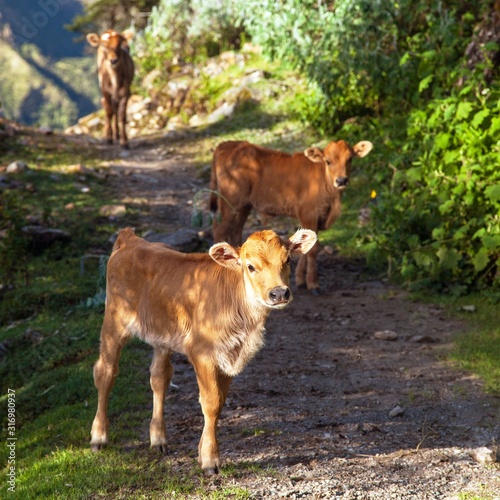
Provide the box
[0,0,100,128]
[0,0,85,58]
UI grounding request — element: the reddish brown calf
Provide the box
[209,139,373,294]
[86,30,135,148]
[90,227,317,474]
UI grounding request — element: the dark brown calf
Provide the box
[209,139,373,294]
[86,30,135,148]
[90,227,317,474]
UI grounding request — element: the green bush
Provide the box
[134,0,245,76]
[371,73,500,294]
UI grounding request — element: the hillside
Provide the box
[0,0,85,58]
[0,0,99,128]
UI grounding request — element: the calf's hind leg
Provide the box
[149,347,173,453]
[213,202,251,246]
[90,314,130,451]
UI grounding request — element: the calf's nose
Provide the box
[336,177,349,187]
[269,286,291,304]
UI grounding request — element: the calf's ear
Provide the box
[288,229,317,255]
[209,242,240,269]
[86,33,101,47]
[353,141,373,158]
[304,147,324,163]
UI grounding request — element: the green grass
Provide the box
[449,297,500,394]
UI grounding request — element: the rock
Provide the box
[470,446,497,464]
[6,161,28,173]
[99,204,127,218]
[22,226,71,253]
[145,228,207,253]
[409,335,435,343]
[358,207,371,226]
[373,330,398,341]
[389,405,405,417]
[322,245,335,255]
[142,69,162,90]
[461,305,476,312]
[240,69,264,86]
[23,328,44,344]
[206,101,235,124]
[127,96,152,115]
[37,126,53,135]
[64,125,88,135]
[84,117,103,129]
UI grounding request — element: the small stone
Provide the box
[37,126,53,135]
[145,228,207,253]
[389,405,405,418]
[6,161,28,173]
[409,335,435,343]
[99,204,127,217]
[373,330,398,341]
[470,446,497,464]
[461,305,476,312]
[322,245,335,255]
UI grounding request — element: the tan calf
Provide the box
[209,139,373,294]
[86,30,135,148]
[90,227,317,474]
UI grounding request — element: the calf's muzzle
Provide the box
[335,176,349,188]
[268,286,291,305]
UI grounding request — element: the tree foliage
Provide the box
[133,0,245,74]
[68,0,159,34]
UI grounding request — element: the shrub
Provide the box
[134,0,245,76]
[368,65,500,294]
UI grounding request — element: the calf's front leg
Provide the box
[118,95,130,149]
[192,355,232,475]
[101,95,114,145]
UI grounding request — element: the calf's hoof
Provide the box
[151,443,168,455]
[310,287,321,296]
[90,442,104,452]
[121,143,129,150]
[203,465,219,476]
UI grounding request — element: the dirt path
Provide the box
[102,136,499,499]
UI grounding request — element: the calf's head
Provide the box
[305,139,373,190]
[209,229,317,309]
[86,29,134,67]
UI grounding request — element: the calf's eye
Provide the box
[247,264,256,272]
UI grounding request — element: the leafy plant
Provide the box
[134,0,245,77]
[368,62,500,293]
